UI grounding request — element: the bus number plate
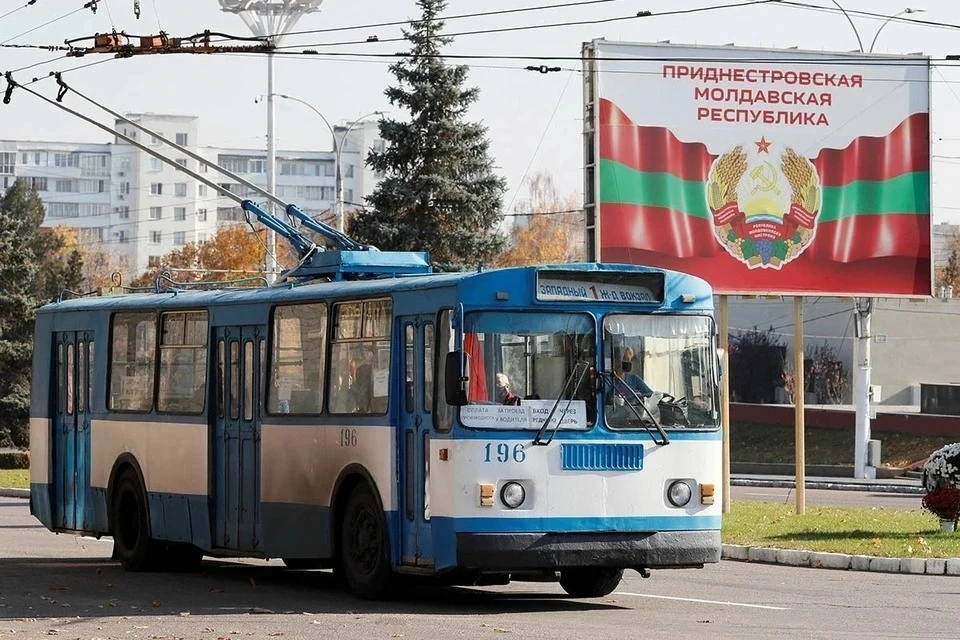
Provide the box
[339,428,358,447]
[483,442,526,463]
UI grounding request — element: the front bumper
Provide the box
[456,529,720,570]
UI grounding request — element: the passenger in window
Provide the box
[495,373,520,406]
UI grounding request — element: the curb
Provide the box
[730,478,925,494]
[722,544,960,576]
[0,488,28,498]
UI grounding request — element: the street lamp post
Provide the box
[826,2,924,53]
[218,0,325,282]
[276,93,382,233]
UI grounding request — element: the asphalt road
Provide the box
[1,497,956,639]
[730,485,925,510]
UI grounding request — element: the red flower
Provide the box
[922,488,960,521]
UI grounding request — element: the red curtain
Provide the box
[464,332,488,402]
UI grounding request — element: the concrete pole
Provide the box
[853,297,875,479]
[265,53,278,282]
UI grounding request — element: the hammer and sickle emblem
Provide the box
[750,161,781,196]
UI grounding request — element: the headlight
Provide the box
[500,482,525,509]
[667,481,693,507]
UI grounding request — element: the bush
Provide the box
[0,450,29,469]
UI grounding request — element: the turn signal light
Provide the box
[479,483,495,507]
[700,483,715,505]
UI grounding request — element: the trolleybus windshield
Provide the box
[602,315,720,430]
[459,312,595,431]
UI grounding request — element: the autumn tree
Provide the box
[0,180,82,447]
[51,225,128,292]
[497,171,583,267]
[130,224,275,287]
[936,231,960,293]
[352,0,507,272]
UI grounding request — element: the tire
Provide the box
[110,468,158,572]
[339,483,394,599]
[282,558,324,570]
[558,568,624,598]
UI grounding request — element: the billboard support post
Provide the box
[853,297,875,479]
[794,296,806,515]
[719,295,731,514]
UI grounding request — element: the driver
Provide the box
[616,346,654,399]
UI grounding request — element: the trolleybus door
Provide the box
[212,325,265,552]
[399,315,435,567]
[52,331,93,531]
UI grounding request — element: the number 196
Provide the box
[484,442,526,463]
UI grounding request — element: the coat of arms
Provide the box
[706,137,821,269]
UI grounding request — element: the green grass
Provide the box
[723,500,960,558]
[732,422,958,468]
[0,469,29,489]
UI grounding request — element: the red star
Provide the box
[755,136,772,154]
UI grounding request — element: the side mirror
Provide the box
[716,347,726,379]
[444,350,469,406]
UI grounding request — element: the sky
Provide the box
[1,0,959,226]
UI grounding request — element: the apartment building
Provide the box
[0,113,383,274]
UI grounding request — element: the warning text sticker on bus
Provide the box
[461,400,588,430]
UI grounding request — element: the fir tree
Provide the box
[0,180,82,447]
[351,0,507,272]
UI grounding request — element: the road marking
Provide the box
[615,592,790,610]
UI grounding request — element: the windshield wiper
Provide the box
[532,359,590,447]
[602,371,670,446]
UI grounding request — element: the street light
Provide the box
[219,0,325,283]
[868,8,924,53]
[276,93,382,233]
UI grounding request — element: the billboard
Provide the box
[586,40,932,296]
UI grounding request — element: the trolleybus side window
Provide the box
[157,311,208,415]
[433,309,454,432]
[423,323,434,414]
[217,340,225,419]
[329,298,392,415]
[108,312,157,412]
[57,343,64,414]
[77,340,85,414]
[88,340,94,412]
[269,302,328,415]
[404,324,415,413]
[66,343,75,416]
[229,341,240,420]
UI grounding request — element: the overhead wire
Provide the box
[1,2,91,46]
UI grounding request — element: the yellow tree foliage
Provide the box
[48,225,126,292]
[131,224,270,287]
[496,171,583,267]
[936,231,960,293]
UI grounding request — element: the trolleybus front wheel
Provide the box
[558,568,624,598]
[340,483,394,599]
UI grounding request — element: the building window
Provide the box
[174,183,187,198]
[151,133,164,146]
[321,186,335,201]
[150,182,163,195]
[324,163,335,177]
[46,203,79,218]
[221,157,248,173]
[328,298,392,415]
[117,156,131,172]
[269,303,328,415]
[345,189,354,203]
[80,179,105,193]
[150,231,161,244]
[249,160,265,173]
[55,179,75,193]
[80,227,105,243]
[217,206,243,222]
[173,231,186,246]
[174,206,186,221]
[118,206,130,219]
[175,133,189,146]
[0,153,14,174]
[150,158,163,172]
[199,185,207,196]
[119,230,128,244]
[120,182,130,195]
[198,232,207,243]
[197,208,208,222]
[26,177,47,192]
[108,312,157,412]
[175,158,187,168]
[148,256,160,267]
[200,162,208,173]
[150,206,162,220]
[345,164,354,178]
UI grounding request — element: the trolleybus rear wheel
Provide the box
[340,483,393,599]
[111,468,158,572]
[558,568,624,598]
